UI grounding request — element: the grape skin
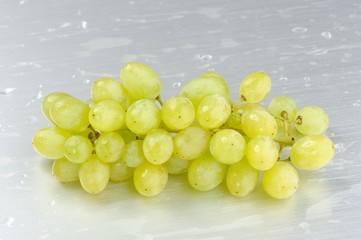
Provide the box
[241,109,278,138]
[52,157,80,183]
[109,159,134,182]
[161,96,195,131]
[246,135,278,171]
[64,135,93,164]
[41,92,71,123]
[143,129,174,165]
[89,100,125,133]
[239,72,271,103]
[295,106,329,136]
[95,132,125,163]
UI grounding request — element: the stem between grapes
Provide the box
[156,95,164,106]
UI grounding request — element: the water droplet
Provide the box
[81,21,87,29]
[321,31,332,39]
[279,77,288,82]
[172,82,182,88]
[334,143,347,153]
[83,79,90,84]
[305,83,311,87]
[0,88,16,95]
[195,54,213,61]
[353,102,360,107]
[292,27,308,33]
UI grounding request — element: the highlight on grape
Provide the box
[32,62,335,199]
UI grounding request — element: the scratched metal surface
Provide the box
[0,0,361,239]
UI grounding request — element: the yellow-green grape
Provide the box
[268,96,298,125]
[143,129,173,165]
[173,127,211,160]
[262,161,299,199]
[209,129,246,164]
[226,158,259,197]
[89,100,125,132]
[196,94,231,129]
[223,112,243,131]
[79,154,110,194]
[41,92,71,122]
[241,109,277,138]
[133,161,168,197]
[125,99,161,135]
[64,135,93,164]
[290,135,334,170]
[32,127,71,159]
[188,152,227,191]
[120,62,162,100]
[232,102,266,115]
[246,135,278,171]
[91,77,133,110]
[116,129,137,144]
[295,106,329,136]
[165,154,191,175]
[52,157,80,183]
[180,71,231,109]
[161,96,195,131]
[239,72,271,103]
[50,95,90,133]
[123,140,146,168]
[79,127,97,143]
[109,159,134,182]
[95,132,125,163]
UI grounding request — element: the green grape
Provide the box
[262,161,299,199]
[32,126,71,159]
[143,129,173,165]
[91,77,133,110]
[50,95,90,133]
[209,129,246,164]
[223,112,243,131]
[89,100,125,132]
[116,129,137,144]
[52,157,80,183]
[246,135,278,171]
[239,72,271,103]
[109,159,134,182]
[123,140,146,168]
[232,102,266,115]
[268,96,298,124]
[79,154,110,194]
[165,154,191,175]
[188,152,227,191]
[290,135,334,170]
[42,92,71,122]
[295,106,329,136]
[161,96,195,131]
[95,132,125,163]
[125,99,161,135]
[133,161,168,197]
[173,127,211,160]
[120,62,162,100]
[64,135,93,164]
[226,158,259,197]
[79,127,97,143]
[180,71,231,109]
[196,94,231,129]
[241,109,277,138]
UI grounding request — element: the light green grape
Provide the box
[120,62,162,100]
[133,161,168,197]
[223,112,243,131]
[226,158,259,197]
[52,157,80,183]
[95,132,125,163]
[241,109,278,138]
[290,135,334,170]
[79,154,110,194]
[116,129,137,144]
[91,77,133,109]
[89,100,125,132]
[50,95,90,133]
[165,154,191,175]
[125,99,161,135]
[143,129,173,165]
[173,127,211,160]
[262,161,299,199]
[109,159,134,182]
[64,135,93,164]
[246,135,278,171]
[123,140,146,168]
[41,92,71,122]
[209,129,246,164]
[295,106,329,136]
[161,96,195,131]
[32,127,71,159]
[232,102,266,115]
[268,96,298,124]
[79,127,97,143]
[188,152,227,191]
[196,94,231,129]
[239,72,271,103]
[180,71,231,109]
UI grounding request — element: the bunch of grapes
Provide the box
[32,62,335,199]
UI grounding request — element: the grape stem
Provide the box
[274,135,295,146]
[156,95,164,106]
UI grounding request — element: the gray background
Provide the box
[1,0,360,239]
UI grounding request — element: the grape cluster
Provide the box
[32,62,335,199]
